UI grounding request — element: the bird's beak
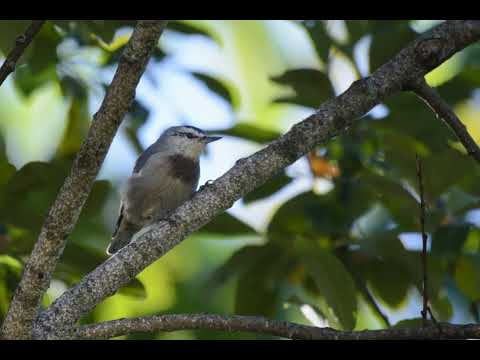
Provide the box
[205,136,222,143]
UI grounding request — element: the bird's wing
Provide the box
[111,203,125,238]
[133,143,158,174]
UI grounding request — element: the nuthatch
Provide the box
[106,126,221,255]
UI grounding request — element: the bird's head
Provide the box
[158,125,222,158]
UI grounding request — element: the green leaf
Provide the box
[201,213,257,236]
[207,244,278,290]
[300,21,332,62]
[0,161,71,236]
[192,72,233,105]
[268,189,371,246]
[28,21,63,73]
[271,68,333,108]
[56,97,90,158]
[440,187,480,215]
[356,232,412,308]
[243,173,292,203]
[358,172,419,231]
[118,278,147,299]
[303,250,357,330]
[369,21,416,72]
[81,20,135,44]
[393,318,428,328]
[124,100,150,154]
[211,123,281,144]
[234,245,286,317]
[431,224,471,260]
[454,255,480,301]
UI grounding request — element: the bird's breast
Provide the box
[167,154,200,184]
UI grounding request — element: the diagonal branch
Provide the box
[73,314,480,340]
[0,20,45,87]
[0,20,168,340]
[34,21,480,339]
[409,77,480,163]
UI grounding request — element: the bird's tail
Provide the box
[106,218,139,255]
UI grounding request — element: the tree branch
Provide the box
[0,20,45,87]
[0,20,168,340]
[409,77,480,163]
[34,20,480,339]
[72,314,480,340]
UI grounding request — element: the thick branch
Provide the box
[0,20,45,87]
[409,77,480,163]
[0,20,168,340]
[73,314,480,340]
[35,20,480,339]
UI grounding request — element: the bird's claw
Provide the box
[199,180,214,191]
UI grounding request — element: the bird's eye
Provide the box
[186,133,194,139]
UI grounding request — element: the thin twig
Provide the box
[0,20,45,87]
[72,313,480,340]
[409,77,480,164]
[416,155,429,326]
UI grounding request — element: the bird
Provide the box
[106,125,221,255]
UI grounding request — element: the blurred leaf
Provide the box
[234,245,286,317]
[454,255,480,301]
[430,292,453,321]
[369,21,416,72]
[0,161,70,236]
[300,21,332,62]
[365,259,411,308]
[81,20,135,44]
[432,224,471,260]
[440,187,480,215]
[268,189,371,246]
[192,72,233,105]
[303,250,357,330]
[118,278,147,299]
[358,172,419,231]
[243,173,292,203]
[14,65,59,96]
[356,232,412,307]
[207,244,277,290]
[201,212,257,236]
[211,123,281,144]
[393,318,429,328]
[28,21,63,73]
[271,68,333,108]
[124,100,150,154]
[0,21,30,56]
[168,21,214,39]
[56,97,90,158]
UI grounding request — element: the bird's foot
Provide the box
[198,180,214,192]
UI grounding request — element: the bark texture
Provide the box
[73,314,480,340]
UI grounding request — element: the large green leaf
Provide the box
[191,72,233,105]
[210,123,281,144]
[0,161,71,235]
[271,68,333,108]
[300,21,332,63]
[431,224,471,260]
[303,250,357,330]
[234,245,287,317]
[243,173,292,203]
[454,254,480,301]
[369,21,416,72]
[201,212,257,236]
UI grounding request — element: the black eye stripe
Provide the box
[175,132,200,139]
